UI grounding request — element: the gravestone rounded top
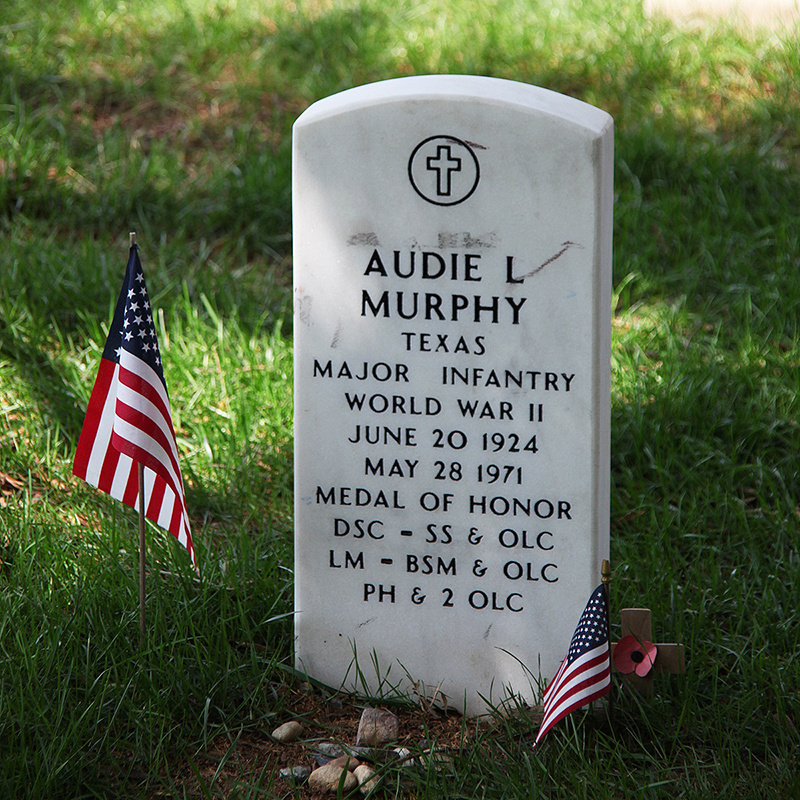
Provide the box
[295,75,612,138]
[292,76,613,715]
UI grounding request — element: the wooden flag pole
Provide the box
[601,558,613,730]
[138,462,146,640]
[130,231,147,642]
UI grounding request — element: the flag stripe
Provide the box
[534,584,610,748]
[73,358,115,480]
[547,675,609,728]
[169,502,184,546]
[543,648,609,707]
[117,353,182,472]
[147,475,166,521]
[120,454,139,506]
[99,443,123,495]
[542,657,568,702]
[113,355,187,497]
[112,406,180,489]
[111,411,191,529]
[540,649,609,723]
[111,353,192,556]
[72,245,195,567]
[117,357,177,447]
[536,679,609,743]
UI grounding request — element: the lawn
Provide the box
[1,0,799,797]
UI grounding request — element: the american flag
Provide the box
[533,584,610,748]
[73,244,195,567]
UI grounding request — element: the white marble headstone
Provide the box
[293,75,613,715]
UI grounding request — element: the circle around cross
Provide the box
[407,135,480,206]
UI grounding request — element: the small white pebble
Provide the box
[271,720,304,743]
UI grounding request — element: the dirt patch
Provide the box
[153,682,482,798]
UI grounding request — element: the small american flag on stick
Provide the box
[533,583,610,748]
[73,242,195,567]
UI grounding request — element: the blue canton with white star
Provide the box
[565,585,609,664]
[103,246,166,387]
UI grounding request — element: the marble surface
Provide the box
[293,76,613,715]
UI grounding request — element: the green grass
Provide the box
[1,0,800,796]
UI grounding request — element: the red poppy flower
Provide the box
[614,635,657,677]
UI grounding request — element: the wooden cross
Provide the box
[611,608,685,696]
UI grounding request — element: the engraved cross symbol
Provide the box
[426,145,462,197]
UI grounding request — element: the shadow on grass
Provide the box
[3,0,800,543]
[0,46,293,258]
